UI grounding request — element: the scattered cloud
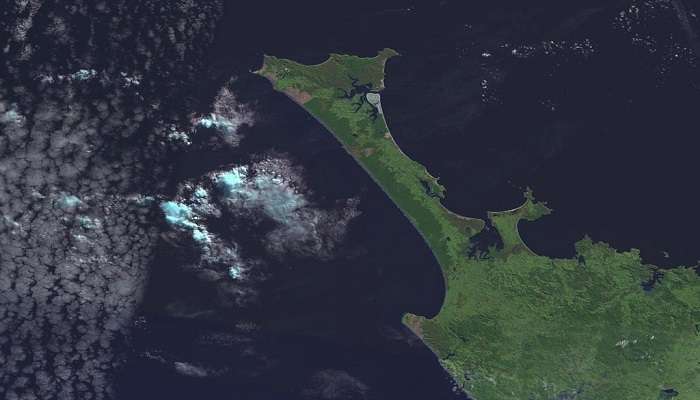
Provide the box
[0,1,227,398]
[301,369,370,400]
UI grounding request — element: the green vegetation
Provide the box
[255,49,700,400]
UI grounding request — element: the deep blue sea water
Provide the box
[204,0,700,266]
[121,1,700,398]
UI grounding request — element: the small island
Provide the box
[255,49,700,400]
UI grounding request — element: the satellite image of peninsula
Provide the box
[1,1,699,400]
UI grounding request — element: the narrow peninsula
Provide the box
[255,49,700,400]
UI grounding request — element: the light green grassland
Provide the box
[255,49,700,400]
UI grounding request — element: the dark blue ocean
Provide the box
[120,1,700,399]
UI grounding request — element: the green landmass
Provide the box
[255,49,700,400]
